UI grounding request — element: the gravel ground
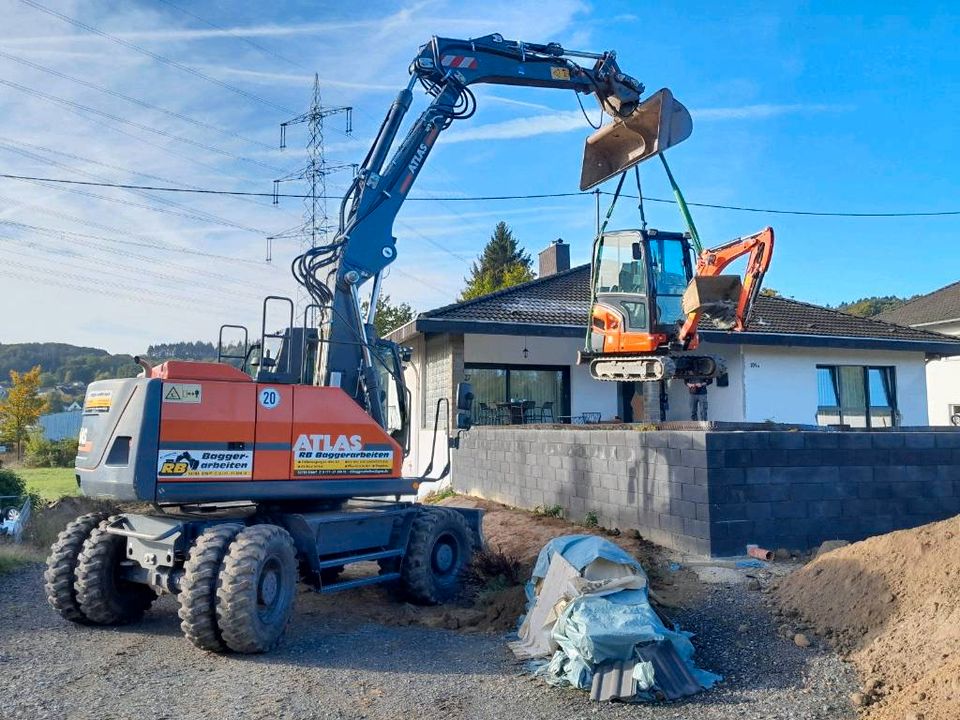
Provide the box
[2,562,860,720]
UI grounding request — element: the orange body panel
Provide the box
[591,304,668,354]
[154,362,402,487]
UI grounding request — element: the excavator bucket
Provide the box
[580,88,693,191]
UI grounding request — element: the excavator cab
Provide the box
[588,229,695,356]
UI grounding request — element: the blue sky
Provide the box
[1,1,958,352]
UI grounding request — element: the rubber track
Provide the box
[74,516,156,625]
[216,524,297,654]
[401,507,471,605]
[178,523,243,652]
[43,512,109,624]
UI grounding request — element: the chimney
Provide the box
[538,238,570,278]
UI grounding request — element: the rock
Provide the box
[815,539,850,557]
[774,547,791,561]
[905,713,925,720]
[737,623,750,634]
[747,579,762,591]
[864,677,882,694]
[793,633,811,648]
[850,692,867,708]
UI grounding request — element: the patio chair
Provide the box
[540,401,555,423]
[477,402,496,425]
[521,400,537,424]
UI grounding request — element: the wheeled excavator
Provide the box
[45,34,696,653]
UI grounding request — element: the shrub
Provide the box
[467,546,526,592]
[0,467,27,499]
[581,511,599,528]
[533,504,564,518]
[24,431,78,468]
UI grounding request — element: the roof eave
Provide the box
[699,330,960,354]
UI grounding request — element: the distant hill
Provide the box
[833,295,912,318]
[0,343,138,386]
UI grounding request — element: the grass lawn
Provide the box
[17,467,79,501]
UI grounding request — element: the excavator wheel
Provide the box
[216,524,298,654]
[400,507,473,605]
[178,523,244,652]
[44,512,110,624]
[74,516,158,625]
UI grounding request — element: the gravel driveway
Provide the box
[2,562,859,720]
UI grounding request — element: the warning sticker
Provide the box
[163,383,202,404]
[550,66,571,80]
[84,389,113,414]
[157,450,252,479]
[292,433,393,476]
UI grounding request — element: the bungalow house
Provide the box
[389,242,960,477]
[877,281,960,425]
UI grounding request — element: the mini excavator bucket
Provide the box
[580,88,693,191]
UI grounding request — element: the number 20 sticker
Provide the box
[259,388,280,409]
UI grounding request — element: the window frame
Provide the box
[815,364,898,428]
[464,362,571,420]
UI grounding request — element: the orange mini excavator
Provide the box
[581,225,774,382]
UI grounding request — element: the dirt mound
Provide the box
[775,515,960,719]
[25,496,118,549]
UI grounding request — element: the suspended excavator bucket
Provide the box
[681,276,744,330]
[580,88,693,191]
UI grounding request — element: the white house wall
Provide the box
[916,319,960,426]
[463,333,619,421]
[662,341,745,422]
[739,345,929,426]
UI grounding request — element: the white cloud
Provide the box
[693,103,852,120]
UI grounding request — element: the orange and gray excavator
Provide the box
[45,34,702,654]
[581,223,774,381]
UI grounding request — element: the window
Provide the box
[465,363,569,425]
[595,234,648,295]
[816,365,897,428]
[648,235,689,329]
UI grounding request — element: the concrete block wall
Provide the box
[455,427,715,554]
[706,430,960,554]
[452,427,960,556]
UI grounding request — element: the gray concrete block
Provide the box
[770,501,807,519]
[684,517,709,539]
[682,449,709,468]
[804,432,842,449]
[709,467,746,485]
[659,513,685,534]
[934,432,960,448]
[696,503,711,521]
[669,498,697,520]
[745,484,790,503]
[857,481,892,499]
[904,433,936,449]
[806,500,842,518]
[790,483,827,501]
[710,484,748,505]
[871,433,904,448]
[667,431,695,449]
[681,483,708,504]
[767,432,805,450]
[723,449,754,467]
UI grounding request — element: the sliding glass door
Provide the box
[465,363,570,424]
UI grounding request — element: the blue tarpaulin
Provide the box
[520,535,721,701]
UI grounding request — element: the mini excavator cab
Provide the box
[588,229,696,356]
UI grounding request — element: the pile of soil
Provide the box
[775,516,960,720]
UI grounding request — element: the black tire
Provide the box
[178,523,243,652]
[216,524,298,653]
[74,517,157,625]
[44,512,110,624]
[400,507,473,605]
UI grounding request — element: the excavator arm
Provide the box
[312,33,692,426]
[677,227,775,344]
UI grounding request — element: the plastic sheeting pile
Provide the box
[509,535,720,702]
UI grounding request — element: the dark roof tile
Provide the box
[420,264,960,346]
[876,281,960,327]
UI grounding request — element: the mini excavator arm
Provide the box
[677,226,775,345]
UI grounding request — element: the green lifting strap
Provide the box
[659,152,703,255]
[585,171,628,352]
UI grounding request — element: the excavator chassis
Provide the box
[582,352,725,383]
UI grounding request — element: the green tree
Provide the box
[760,287,782,298]
[460,221,535,301]
[361,294,416,337]
[0,366,48,460]
[835,295,909,318]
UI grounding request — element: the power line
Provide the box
[0,49,276,151]
[2,172,959,218]
[19,0,295,115]
[0,78,283,173]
